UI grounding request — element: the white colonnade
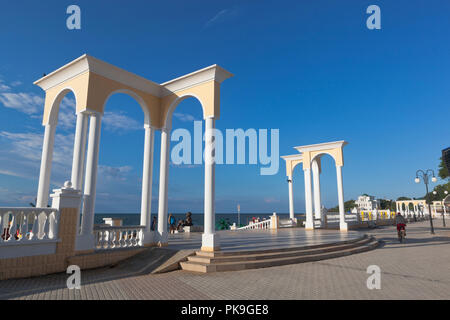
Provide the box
[33,55,232,252]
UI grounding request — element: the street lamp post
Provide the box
[415,169,437,234]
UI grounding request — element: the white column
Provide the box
[336,165,348,231]
[36,123,57,208]
[157,127,170,245]
[202,117,219,251]
[303,168,314,230]
[71,112,89,191]
[288,176,294,220]
[77,113,102,250]
[312,158,322,222]
[140,125,155,245]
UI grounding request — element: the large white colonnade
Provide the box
[282,141,348,231]
[34,54,232,252]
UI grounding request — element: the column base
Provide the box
[339,222,348,231]
[156,230,168,246]
[75,234,95,251]
[305,221,314,230]
[201,233,220,252]
[140,231,155,246]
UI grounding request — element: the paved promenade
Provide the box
[1,220,449,300]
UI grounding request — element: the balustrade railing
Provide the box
[0,208,60,244]
[94,225,145,249]
[237,219,272,230]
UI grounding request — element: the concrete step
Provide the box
[180,237,379,273]
[195,234,369,258]
[187,236,373,264]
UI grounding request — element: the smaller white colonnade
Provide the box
[281,141,348,231]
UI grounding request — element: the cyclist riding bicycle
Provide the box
[395,212,407,237]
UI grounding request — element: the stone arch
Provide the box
[102,89,152,127]
[162,93,206,129]
[47,87,78,125]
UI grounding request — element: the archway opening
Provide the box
[48,90,77,200]
[167,96,204,228]
[94,92,148,226]
[311,153,339,214]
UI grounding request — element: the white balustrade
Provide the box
[236,219,272,230]
[94,225,145,250]
[0,208,60,244]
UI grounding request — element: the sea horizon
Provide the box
[94,212,307,227]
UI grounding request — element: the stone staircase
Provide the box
[180,235,379,273]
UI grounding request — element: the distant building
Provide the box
[355,195,380,211]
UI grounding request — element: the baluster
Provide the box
[42,212,50,240]
[114,230,120,248]
[48,211,56,239]
[119,229,125,247]
[8,212,16,242]
[19,211,28,241]
[96,230,101,248]
[30,211,40,240]
[126,229,132,247]
[110,230,115,248]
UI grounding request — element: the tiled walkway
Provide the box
[1,220,449,300]
[167,227,362,251]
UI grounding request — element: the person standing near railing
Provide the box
[151,216,157,231]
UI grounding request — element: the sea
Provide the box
[95,213,306,227]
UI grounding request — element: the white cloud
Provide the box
[57,97,77,130]
[98,165,133,181]
[102,111,142,132]
[0,92,44,114]
[0,130,74,185]
[11,81,22,87]
[0,81,10,92]
[173,112,196,122]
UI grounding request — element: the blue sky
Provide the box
[0,0,449,213]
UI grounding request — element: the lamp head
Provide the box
[433,191,437,195]
[414,177,420,184]
[431,176,437,183]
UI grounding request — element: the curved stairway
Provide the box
[180,235,379,273]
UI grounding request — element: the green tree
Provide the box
[421,182,450,202]
[396,196,411,201]
[438,157,449,180]
[329,200,355,212]
[379,199,396,210]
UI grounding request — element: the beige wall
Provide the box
[0,207,151,281]
[42,73,221,129]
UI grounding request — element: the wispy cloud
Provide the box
[98,165,133,181]
[103,111,142,132]
[0,92,44,114]
[173,112,197,122]
[204,7,240,28]
[0,79,11,92]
